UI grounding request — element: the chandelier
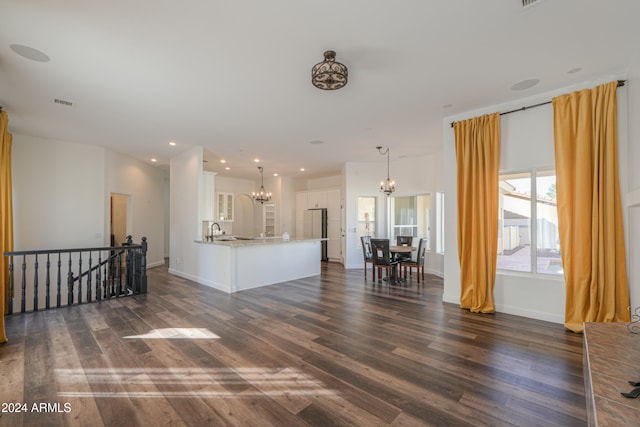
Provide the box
[377,146,395,196]
[252,166,272,204]
[311,50,348,90]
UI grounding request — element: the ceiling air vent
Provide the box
[522,0,546,8]
[54,98,73,107]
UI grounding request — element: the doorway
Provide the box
[110,193,131,246]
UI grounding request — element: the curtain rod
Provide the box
[450,79,626,128]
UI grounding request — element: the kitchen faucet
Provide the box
[210,222,221,238]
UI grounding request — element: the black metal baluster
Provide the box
[102,252,111,299]
[20,255,26,313]
[127,246,134,294]
[107,254,114,298]
[77,252,83,304]
[124,247,130,293]
[116,251,122,297]
[45,254,51,310]
[87,252,92,303]
[67,253,73,305]
[7,256,14,314]
[140,237,148,294]
[33,254,39,311]
[56,253,62,308]
[96,251,102,302]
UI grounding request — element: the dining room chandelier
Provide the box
[311,50,348,90]
[252,166,272,204]
[377,146,395,196]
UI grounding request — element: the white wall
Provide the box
[301,175,342,191]
[280,176,296,238]
[164,174,170,257]
[623,66,640,310]
[169,146,202,279]
[11,134,165,268]
[105,150,166,267]
[443,75,630,324]
[12,135,106,250]
[343,154,444,273]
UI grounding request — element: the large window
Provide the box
[497,169,561,275]
[390,194,430,248]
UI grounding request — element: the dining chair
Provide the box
[360,235,375,281]
[401,237,427,283]
[371,239,399,283]
[395,235,413,263]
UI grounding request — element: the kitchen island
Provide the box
[190,237,323,293]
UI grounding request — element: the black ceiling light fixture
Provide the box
[312,50,348,90]
[252,166,272,204]
[377,146,395,196]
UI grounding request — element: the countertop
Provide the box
[194,237,326,247]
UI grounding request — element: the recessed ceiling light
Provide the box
[151,158,157,162]
[273,173,278,176]
[225,167,230,170]
[511,78,540,91]
[169,141,176,146]
[220,159,226,163]
[567,67,582,74]
[300,168,305,172]
[254,158,260,163]
[10,44,50,62]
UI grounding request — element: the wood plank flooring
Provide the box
[0,262,587,426]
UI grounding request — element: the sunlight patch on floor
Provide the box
[55,367,336,398]
[123,328,221,339]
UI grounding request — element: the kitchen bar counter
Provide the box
[185,238,322,293]
[195,236,326,246]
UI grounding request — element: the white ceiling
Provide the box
[1,0,639,179]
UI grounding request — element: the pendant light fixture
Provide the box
[311,50,348,90]
[252,166,272,204]
[377,146,395,196]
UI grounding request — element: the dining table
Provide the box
[389,245,416,283]
[389,245,416,257]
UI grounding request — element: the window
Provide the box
[390,194,430,248]
[497,169,561,275]
[357,197,376,241]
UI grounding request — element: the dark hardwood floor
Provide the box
[0,262,586,426]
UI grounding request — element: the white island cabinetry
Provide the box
[192,238,322,293]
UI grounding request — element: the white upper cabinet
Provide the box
[307,190,328,209]
[216,192,234,221]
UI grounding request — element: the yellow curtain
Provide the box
[454,113,500,313]
[552,81,630,333]
[0,110,13,343]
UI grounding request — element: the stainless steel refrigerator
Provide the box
[303,208,328,261]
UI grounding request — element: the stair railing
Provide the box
[3,236,147,314]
